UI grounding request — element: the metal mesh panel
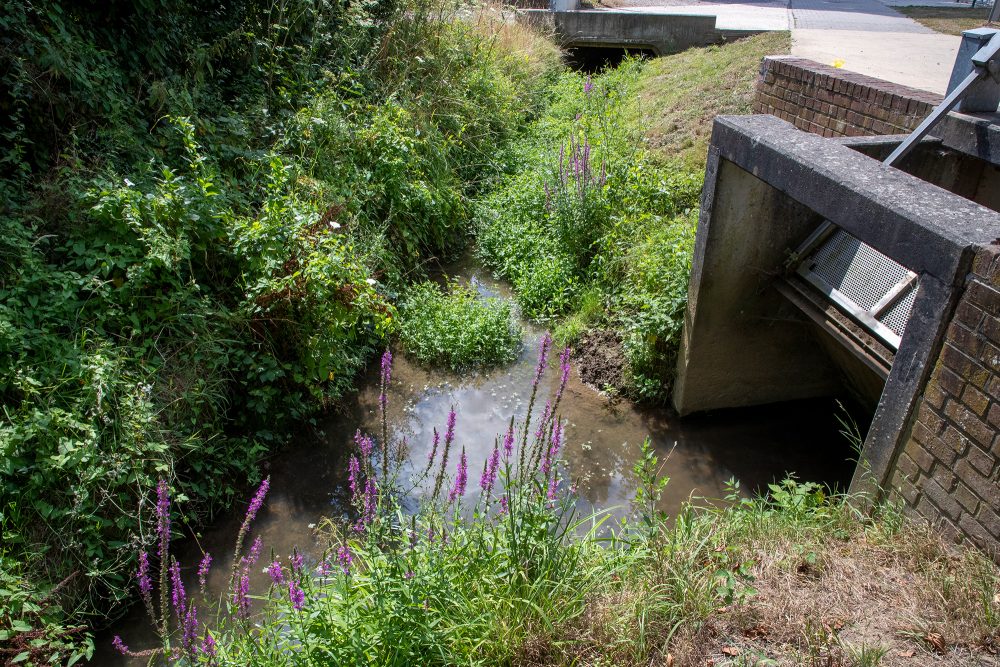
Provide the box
[808,230,911,312]
[798,227,918,348]
[879,284,917,335]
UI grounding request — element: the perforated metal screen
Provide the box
[796,227,917,350]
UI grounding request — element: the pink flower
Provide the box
[448,448,468,503]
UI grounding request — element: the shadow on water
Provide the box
[97,255,861,664]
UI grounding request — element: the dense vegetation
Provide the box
[114,344,1000,665]
[0,0,561,659]
[398,279,522,369]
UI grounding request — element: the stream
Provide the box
[98,255,858,664]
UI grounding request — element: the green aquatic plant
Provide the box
[398,279,522,370]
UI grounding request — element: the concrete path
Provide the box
[609,0,965,94]
[790,0,962,94]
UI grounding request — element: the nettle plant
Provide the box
[112,339,611,664]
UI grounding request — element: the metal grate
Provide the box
[796,227,917,350]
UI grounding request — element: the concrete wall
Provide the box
[675,114,1000,556]
[518,10,761,56]
[754,56,942,138]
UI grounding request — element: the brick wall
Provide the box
[889,247,1000,557]
[754,56,943,138]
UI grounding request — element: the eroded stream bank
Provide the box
[100,255,859,663]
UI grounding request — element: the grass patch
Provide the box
[398,279,522,370]
[637,31,792,171]
[897,5,994,35]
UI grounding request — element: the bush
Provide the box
[399,280,522,369]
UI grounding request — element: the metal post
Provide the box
[990,0,1000,25]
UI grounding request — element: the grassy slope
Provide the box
[636,32,792,171]
[897,6,993,36]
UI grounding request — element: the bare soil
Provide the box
[574,329,631,395]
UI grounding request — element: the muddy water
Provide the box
[99,259,857,664]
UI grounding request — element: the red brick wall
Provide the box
[754,56,942,138]
[890,247,1000,557]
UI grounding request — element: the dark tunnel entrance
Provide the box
[564,45,658,73]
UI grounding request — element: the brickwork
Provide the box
[890,247,1000,557]
[754,56,943,138]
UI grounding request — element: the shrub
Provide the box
[399,279,521,369]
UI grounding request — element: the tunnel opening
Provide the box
[564,45,657,73]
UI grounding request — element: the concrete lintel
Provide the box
[710,115,1000,282]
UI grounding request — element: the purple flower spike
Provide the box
[480,443,501,496]
[337,545,353,574]
[291,550,304,573]
[182,602,198,653]
[362,478,377,527]
[156,479,170,564]
[233,571,251,618]
[444,410,457,449]
[499,496,509,515]
[448,448,468,503]
[247,536,263,567]
[355,430,374,458]
[137,551,152,597]
[246,477,270,526]
[268,560,284,585]
[197,553,212,594]
[533,333,552,387]
[288,580,306,611]
[584,76,593,95]
[202,633,217,658]
[348,455,361,500]
[112,635,129,655]
[170,560,186,619]
[502,424,514,458]
[427,428,440,463]
[379,348,393,408]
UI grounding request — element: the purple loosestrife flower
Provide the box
[137,551,152,598]
[182,603,198,654]
[499,496,509,515]
[197,553,212,595]
[543,422,564,478]
[362,478,377,527]
[448,448,468,503]
[533,333,552,387]
[445,409,456,450]
[502,423,514,458]
[427,428,440,464]
[233,570,251,619]
[268,560,284,585]
[584,75,593,95]
[379,348,393,407]
[547,474,559,501]
[534,400,552,443]
[202,633,217,658]
[291,549,304,573]
[480,443,501,497]
[112,636,130,655]
[337,545,352,574]
[170,560,186,621]
[355,430,374,458]
[288,580,306,611]
[247,536,263,567]
[348,455,361,500]
[246,477,270,526]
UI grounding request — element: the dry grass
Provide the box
[896,6,994,36]
[636,31,792,171]
[517,495,1000,667]
[468,4,563,79]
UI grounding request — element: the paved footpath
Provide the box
[790,0,962,94]
[611,0,964,94]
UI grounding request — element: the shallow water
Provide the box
[98,258,858,664]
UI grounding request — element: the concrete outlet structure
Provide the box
[517,10,761,56]
[674,112,1000,556]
